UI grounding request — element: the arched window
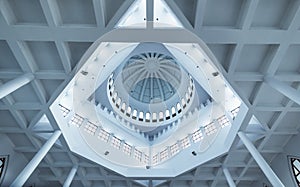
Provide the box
[290,157,300,187]
[0,155,8,185]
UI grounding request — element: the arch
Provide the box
[126,106,131,117]
[132,109,137,119]
[139,112,144,121]
[165,110,170,120]
[176,103,182,113]
[121,102,126,113]
[145,112,151,122]
[181,98,186,109]
[171,107,176,117]
[116,97,121,108]
[159,111,164,122]
[152,112,157,122]
[112,92,118,103]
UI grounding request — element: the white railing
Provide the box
[107,75,195,125]
[59,103,240,166]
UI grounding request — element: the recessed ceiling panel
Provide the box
[255,84,286,106]
[0,40,21,70]
[67,42,93,70]
[255,111,277,128]
[226,151,249,164]
[277,112,300,130]
[251,0,292,28]
[11,84,40,103]
[103,0,124,26]
[235,45,277,73]
[265,135,289,147]
[277,45,300,73]
[7,134,33,147]
[22,110,40,125]
[206,44,235,71]
[26,41,64,71]
[40,79,63,100]
[6,0,47,25]
[56,0,96,26]
[235,81,258,101]
[0,110,20,127]
[203,0,244,27]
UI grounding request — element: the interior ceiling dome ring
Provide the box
[51,21,244,177]
[107,48,196,131]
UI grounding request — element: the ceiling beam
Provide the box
[236,0,259,29]
[194,0,207,32]
[55,41,72,74]
[227,44,243,74]
[39,0,59,27]
[92,0,105,28]
[1,25,300,44]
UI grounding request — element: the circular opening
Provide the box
[121,52,182,104]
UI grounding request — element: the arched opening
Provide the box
[290,157,300,186]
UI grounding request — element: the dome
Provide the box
[107,44,195,129]
[122,52,181,104]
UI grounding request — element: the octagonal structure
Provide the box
[50,24,247,177]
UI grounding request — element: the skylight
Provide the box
[117,0,146,28]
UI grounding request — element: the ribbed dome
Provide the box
[122,52,182,104]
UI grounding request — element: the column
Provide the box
[63,165,78,187]
[10,130,61,187]
[264,76,300,105]
[222,167,236,187]
[0,73,34,99]
[238,132,284,187]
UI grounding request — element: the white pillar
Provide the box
[0,73,34,99]
[222,167,236,187]
[238,132,284,187]
[63,165,78,187]
[264,76,300,105]
[10,130,61,187]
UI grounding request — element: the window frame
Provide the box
[288,155,300,187]
[0,155,9,185]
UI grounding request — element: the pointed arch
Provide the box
[289,156,300,187]
[0,155,8,185]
